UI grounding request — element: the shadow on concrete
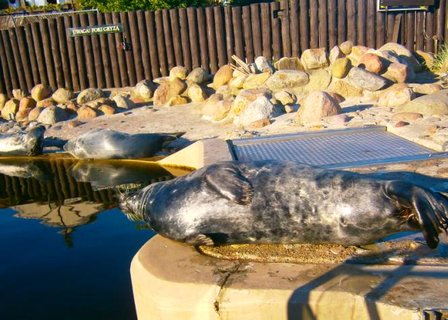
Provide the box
[342,104,374,113]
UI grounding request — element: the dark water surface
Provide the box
[0,158,182,320]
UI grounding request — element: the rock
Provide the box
[304,69,332,92]
[187,67,210,84]
[229,88,271,116]
[326,92,345,103]
[254,56,274,73]
[169,66,188,80]
[383,62,414,83]
[331,58,351,78]
[301,48,328,70]
[296,91,342,126]
[413,83,442,95]
[0,94,7,110]
[323,114,349,126]
[77,105,98,120]
[28,106,45,121]
[85,98,112,109]
[66,102,79,113]
[329,46,344,64]
[247,118,271,129]
[378,42,421,72]
[328,80,363,98]
[229,75,247,92]
[36,98,56,108]
[134,80,154,101]
[153,78,187,106]
[37,106,70,124]
[166,95,189,106]
[76,88,104,104]
[347,46,369,66]
[210,65,233,89]
[1,99,19,120]
[274,90,296,105]
[243,72,271,89]
[358,53,384,74]
[415,50,434,70]
[274,57,304,71]
[394,121,409,128]
[12,89,27,100]
[265,70,309,91]
[16,98,37,122]
[237,96,277,127]
[52,88,73,104]
[67,120,83,128]
[113,95,136,109]
[187,83,207,103]
[202,96,232,122]
[99,105,116,115]
[346,67,389,91]
[391,112,423,122]
[396,90,448,116]
[377,84,415,108]
[339,41,353,55]
[30,84,51,101]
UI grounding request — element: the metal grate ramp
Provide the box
[229,127,448,169]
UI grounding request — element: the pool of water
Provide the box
[0,157,187,320]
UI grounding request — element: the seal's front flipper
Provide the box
[203,163,253,205]
[185,234,215,246]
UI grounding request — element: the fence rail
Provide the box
[0,0,446,97]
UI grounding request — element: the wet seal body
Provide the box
[0,126,46,156]
[121,160,448,249]
[64,129,178,159]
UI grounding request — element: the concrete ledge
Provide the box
[131,236,448,320]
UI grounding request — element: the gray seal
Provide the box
[120,160,448,249]
[0,126,46,156]
[63,129,178,159]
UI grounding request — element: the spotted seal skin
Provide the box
[63,129,178,159]
[120,160,448,249]
[0,126,46,156]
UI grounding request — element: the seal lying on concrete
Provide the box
[120,160,448,249]
[64,129,179,159]
[0,126,46,156]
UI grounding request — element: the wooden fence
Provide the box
[0,0,447,96]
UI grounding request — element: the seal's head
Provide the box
[26,125,46,156]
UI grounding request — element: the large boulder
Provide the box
[113,95,136,109]
[396,90,448,116]
[202,98,232,122]
[0,94,7,110]
[377,84,415,108]
[301,48,328,70]
[166,95,189,106]
[347,46,369,66]
[169,66,188,80]
[378,42,421,72]
[76,88,104,104]
[296,91,342,126]
[255,56,274,73]
[187,67,210,84]
[99,105,116,115]
[265,70,309,91]
[339,41,353,55]
[382,62,415,83]
[304,69,332,92]
[133,80,154,101]
[36,98,56,108]
[332,58,351,78]
[274,90,296,105]
[415,50,434,70]
[12,89,26,100]
[329,46,344,64]
[37,106,70,125]
[1,99,19,120]
[16,98,37,122]
[52,88,73,104]
[31,84,52,102]
[346,67,389,91]
[243,72,271,89]
[28,106,45,121]
[229,88,271,116]
[328,80,363,98]
[187,83,207,103]
[413,83,442,95]
[274,57,304,71]
[358,53,385,74]
[77,105,99,120]
[153,78,187,106]
[236,96,278,127]
[210,65,233,89]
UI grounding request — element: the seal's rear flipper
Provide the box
[185,234,215,246]
[203,163,253,205]
[386,181,448,249]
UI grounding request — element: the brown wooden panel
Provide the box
[162,9,175,70]
[15,26,33,92]
[206,7,218,72]
[112,12,129,86]
[318,0,327,49]
[197,7,209,70]
[436,0,445,45]
[24,24,40,86]
[97,13,113,88]
[39,20,57,89]
[405,11,415,50]
[232,6,244,60]
[310,0,319,48]
[88,13,104,88]
[105,13,122,88]
[64,16,79,91]
[48,18,64,89]
[242,5,254,63]
[79,13,96,88]
[425,9,435,52]
[366,0,376,48]
[224,6,235,62]
[376,9,386,47]
[32,22,48,87]
[214,6,227,66]
[327,0,337,49]
[0,31,13,95]
[300,0,310,52]
[187,7,200,68]
[346,0,356,43]
[260,3,272,58]
[145,11,160,78]
[129,11,145,82]
[136,10,151,79]
[170,9,183,67]
[250,4,263,58]
[9,28,28,93]
[386,12,395,42]
[416,11,425,50]
[290,0,299,56]
[179,8,192,71]
[280,0,291,56]
[445,0,448,43]
[338,0,347,44]
[121,12,137,84]
[56,17,72,89]
[356,0,366,46]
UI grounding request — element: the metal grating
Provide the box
[230,127,448,169]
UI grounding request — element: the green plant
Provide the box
[75,0,216,11]
[431,43,448,75]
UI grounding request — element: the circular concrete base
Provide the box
[131,236,448,320]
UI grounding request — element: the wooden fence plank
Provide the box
[356,0,366,46]
[56,17,72,89]
[310,0,319,48]
[0,31,13,95]
[97,13,113,88]
[445,0,448,43]
[346,0,356,43]
[170,9,184,67]
[224,6,234,62]
[327,0,337,49]
[105,13,122,88]
[337,0,346,44]
[121,12,137,84]
[386,13,395,42]
[145,11,160,78]
[366,0,375,48]
[280,0,291,56]
[214,6,227,66]
[425,9,435,52]
[260,3,272,58]
[112,12,129,86]
[416,11,425,50]
[15,26,33,92]
[197,7,209,70]
[136,10,151,79]
[0,58,5,95]
[187,7,201,68]
[64,16,79,91]
[155,10,168,76]
[405,12,415,51]
[79,13,96,88]
[39,20,57,89]
[270,2,282,60]
[88,13,104,88]
[376,9,386,47]
[9,28,28,93]
[162,9,176,70]
[32,22,48,87]
[232,6,244,60]
[251,4,263,58]
[242,5,254,63]
[24,24,40,86]
[436,0,445,49]
[318,0,327,49]
[290,0,299,56]
[129,11,145,82]
[48,18,64,89]
[205,7,218,72]
[299,0,310,52]
[179,8,192,71]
